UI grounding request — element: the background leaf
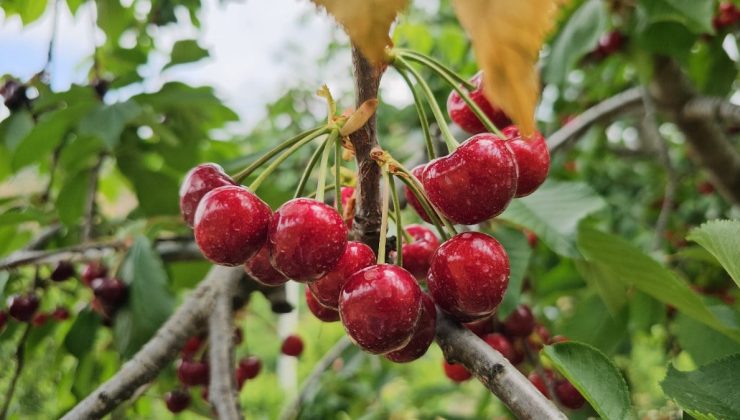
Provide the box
[491,227,531,318]
[64,308,101,360]
[638,0,714,34]
[165,39,210,69]
[686,220,740,289]
[78,101,142,149]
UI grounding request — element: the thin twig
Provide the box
[0,325,32,420]
[82,155,105,242]
[683,96,740,125]
[208,277,242,419]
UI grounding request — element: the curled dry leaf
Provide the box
[340,99,379,136]
[452,0,559,135]
[311,0,409,64]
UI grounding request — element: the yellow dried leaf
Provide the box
[312,0,408,64]
[452,0,560,135]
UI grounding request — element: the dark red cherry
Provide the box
[427,232,509,322]
[244,244,288,286]
[422,134,517,225]
[403,165,432,223]
[81,261,107,286]
[308,241,375,309]
[91,277,128,307]
[502,125,549,197]
[483,333,516,363]
[385,293,436,363]
[194,185,272,266]
[268,198,348,282]
[91,297,114,324]
[165,389,191,413]
[556,380,586,409]
[181,336,203,359]
[597,31,625,56]
[339,264,423,354]
[399,224,440,279]
[238,356,262,381]
[528,371,551,397]
[281,334,304,357]
[447,71,512,135]
[177,360,210,386]
[463,315,495,337]
[179,163,235,227]
[305,289,340,322]
[503,305,535,337]
[443,361,472,383]
[32,312,49,327]
[7,293,40,322]
[50,261,75,282]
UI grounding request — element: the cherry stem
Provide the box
[400,51,505,138]
[306,184,335,199]
[334,134,343,215]
[391,162,457,237]
[388,174,404,266]
[396,67,435,161]
[294,137,329,199]
[233,126,327,184]
[395,174,449,241]
[249,128,330,192]
[316,129,339,203]
[378,169,391,265]
[395,49,476,91]
[393,56,460,153]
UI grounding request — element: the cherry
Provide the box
[182,336,203,360]
[339,264,423,354]
[386,293,436,363]
[244,244,288,287]
[306,289,340,322]
[194,185,272,266]
[422,134,517,225]
[443,360,472,383]
[0,311,7,329]
[528,371,550,397]
[483,333,516,363]
[714,2,740,29]
[50,261,75,282]
[268,198,348,282]
[698,181,715,195]
[503,304,535,337]
[447,71,512,135]
[179,163,235,227]
[525,230,538,248]
[91,277,128,307]
[527,324,551,350]
[403,165,432,223]
[427,232,509,322]
[556,380,586,409]
[281,334,304,357]
[596,31,625,56]
[32,312,49,327]
[7,293,40,322]
[308,241,375,309]
[177,360,210,386]
[51,307,69,321]
[398,224,440,279]
[238,356,262,380]
[165,389,191,413]
[464,315,495,337]
[340,186,355,228]
[81,261,107,286]
[502,126,550,197]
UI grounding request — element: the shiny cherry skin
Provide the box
[503,304,535,337]
[428,232,509,322]
[404,165,432,223]
[305,289,339,322]
[556,380,586,409]
[7,293,40,322]
[91,277,128,307]
[502,126,550,197]
[165,389,191,413]
[483,333,516,363]
[281,334,304,357]
[385,293,436,363]
[244,244,288,286]
[194,185,272,266]
[179,163,235,227]
[51,261,75,282]
[238,356,262,380]
[177,360,210,386]
[400,224,440,279]
[443,361,472,383]
[81,261,107,286]
[447,71,512,135]
[464,315,495,337]
[268,198,348,282]
[308,241,375,310]
[422,134,517,225]
[339,264,423,354]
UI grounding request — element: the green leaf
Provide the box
[575,259,628,315]
[688,37,737,96]
[491,227,531,318]
[639,0,714,34]
[114,235,175,358]
[164,39,210,69]
[661,354,740,419]
[7,0,49,24]
[63,308,101,359]
[543,0,608,85]
[0,271,9,302]
[674,314,740,366]
[578,226,740,342]
[543,342,633,420]
[78,100,142,149]
[687,220,740,289]
[499,180,606,257]
[56,169,91,228]
[66,0,85,14]
[560,294,628,355]
[0,110,35,151]
[636,22,696,60]
[0,207,54,226]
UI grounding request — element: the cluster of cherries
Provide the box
[714,2,740,30]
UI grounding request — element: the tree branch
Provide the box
[683,96,740,126]
[208,276,243,419]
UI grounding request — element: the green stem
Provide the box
[395,174,448,241]
[334,134,343,214]
[378,170,391,265]
[396,49,475,90]
[233,126,327,184]
[294,137,329,199]
[388,174,403,267]
[396,67,436,160]
[306,184,335,199]
[249,128,329,192]
[316,130,338,203]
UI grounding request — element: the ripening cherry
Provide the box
[177,360,210,386]
[528,371,551,397]
[385,293,436,363]
[238,356,262,381]
[305,289,340,322]
[165,389,191,413]
[91,277,128,307]
[281,334,304,357]
[308,241,375,310]
[7,293,40,322]
[50,261,75,282]
[483,333,517,363]
[443,360,472,383]
[81,261,107,286]
[556,379,586,409]
[502,125,550,197]
[244,244,288,287]
[181,336,203,360]
[399,224,440,279]
[31,312,49,327]
[179,163,235,227]
[503,305,536,338]
[447,71,512,135]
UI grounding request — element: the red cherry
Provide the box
[339,264,423,354]
[403,165,432,223]
[194,185,272,266]
[422,134,517,225]
[238,356,262,381]
[281,334,304,357]
[483,333,516,363]
[528,324,551,350]
[50,261,75,282]
[308,241,375,309]
[0,311,7,329]
[177,360,210,386]
[181,336,203,360]
[340,186,355,228]
[502,126,550,197]
[165,389,191,413]
[244,244,288,287]
[597,31,625,56]
[179,163,235,227]
[427,232,509,322]
[503,305,536,337]
[443,360,472,383]
[447,71,512,135]
[52,307,70,321]
[698,181,715,195]
[268,198,348,282]
[386,293,437,363]
[7,293,40,322]
[91,277,128,307]
[528,372,550,397]
[32,312,49,327]
[463,315,494,337]
[556,380,586,409]
[306,289,340,322]
[81,261,107,286]
[399,224,440,279]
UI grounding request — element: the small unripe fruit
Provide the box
[443,361,472,383]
